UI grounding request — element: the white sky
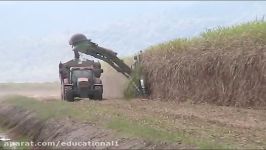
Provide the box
[0,1,265,82]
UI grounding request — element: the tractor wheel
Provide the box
[61,84,65,101]
[64,86,74,102]
[88,95,94,100]
[93,86,103,100]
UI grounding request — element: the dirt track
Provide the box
[0,79,266,149]
[0,87,266,149]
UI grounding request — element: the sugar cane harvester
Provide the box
[59,34,148,101]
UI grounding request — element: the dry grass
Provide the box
[142,21,266,107]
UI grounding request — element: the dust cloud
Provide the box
[0,83,60,99]
[101,62,128,99]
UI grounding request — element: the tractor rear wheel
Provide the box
[61,84,65,101]
[93,86,103,100]
[64,86,74,102]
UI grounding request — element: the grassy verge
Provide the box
[0,127,6,149]
[0,95,245,148]
[0,125,31,150]
[106,117,232,149]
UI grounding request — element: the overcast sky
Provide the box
[0,1,266,82]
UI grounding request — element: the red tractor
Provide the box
[59,59,103,101]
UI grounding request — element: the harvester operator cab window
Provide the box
[71,69,93,84]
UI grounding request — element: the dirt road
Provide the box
[0,89,266,149]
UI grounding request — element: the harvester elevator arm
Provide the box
[72,41,146,95]
[72,41,132,78]
[67,34,148,96]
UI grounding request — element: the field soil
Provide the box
[0,87,265,149]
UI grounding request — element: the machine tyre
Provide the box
[61,83,65,101]
[64,86,74,102]
[93,86,103,100]
[88,95,94,100]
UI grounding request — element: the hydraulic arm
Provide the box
[68,33,148,96]
[72,41,132,78]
